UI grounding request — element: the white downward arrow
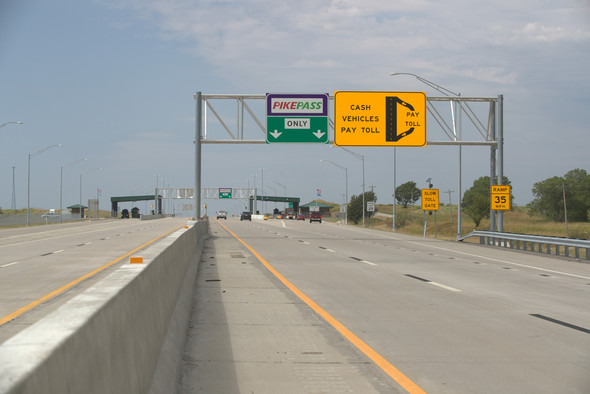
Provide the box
[270,130,282,139]
[313,130,325,139]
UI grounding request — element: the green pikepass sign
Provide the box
[219,188,232,199]
[266,93,329,144]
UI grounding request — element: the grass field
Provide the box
[336,204,590,242]
[4,205,590,243]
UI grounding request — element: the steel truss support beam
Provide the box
[194,92,504,235]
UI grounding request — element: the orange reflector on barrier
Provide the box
[130,257,143,264]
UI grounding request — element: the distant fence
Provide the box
[460,230,590,260]
[0,214,83,227]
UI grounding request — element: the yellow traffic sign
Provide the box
[491,185,511,210]
[422,189,439,210]
[334,91,426,147]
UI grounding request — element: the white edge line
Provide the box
[360,229,590,281]
[361,260,377,266]
[1,262,20,268]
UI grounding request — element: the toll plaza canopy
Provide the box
[257,195,300,211]
[111,195,161,217]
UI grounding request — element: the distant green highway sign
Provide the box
[219,188,232,199]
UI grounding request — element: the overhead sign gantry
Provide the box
[193,91,504,235]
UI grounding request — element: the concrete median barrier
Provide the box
[0,221,209,394]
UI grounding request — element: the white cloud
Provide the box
[102,0,587,91]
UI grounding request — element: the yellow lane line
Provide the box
[0,225,185,327]
[217,220,426,394]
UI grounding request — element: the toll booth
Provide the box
[110,195,162,218]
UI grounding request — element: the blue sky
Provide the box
[1,0,589,217]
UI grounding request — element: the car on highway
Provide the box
[296,214,305,221]
[310,212,322,223]
[240,211,252,221]
[41,211,60,219]
[216,210,228,220]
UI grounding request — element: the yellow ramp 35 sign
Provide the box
[334,91,426,147]
[491,185,511,211]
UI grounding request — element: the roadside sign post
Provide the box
[367,201,375,227]
[266,94,329,143]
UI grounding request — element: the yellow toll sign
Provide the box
[334,91,426,147]
[491,185,511,211]
[422,189,439,211]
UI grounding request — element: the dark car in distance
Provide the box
[240,211,252,221]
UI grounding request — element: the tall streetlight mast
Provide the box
[80,167,102,220]
[390,72,465,238]
[320,159,348,225]
[11,166,16,213]
[60,158,87,223]
[273,181,286,210]
[0,121,23,128]
[338,147,365,227]
[27,144,63,226]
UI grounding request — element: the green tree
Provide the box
[463,176,512,227]
[348,191,377,224]
[395,181,421,208]
[528,169,590,222]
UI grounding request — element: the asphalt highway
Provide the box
[0,217,188,343]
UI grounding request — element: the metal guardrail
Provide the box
[460,231,590,260]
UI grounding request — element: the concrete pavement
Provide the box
[178,220,401,393]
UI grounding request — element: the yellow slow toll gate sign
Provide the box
[334,91,426,147]
[422,189,439,210]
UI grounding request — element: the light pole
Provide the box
[154,173,159,214]
[80,167,102,220]
[11,166,16,213]
[320,159,348,225]
[60,158,87,223]
[252,173,257,213]
[266,185,277,211]
[393,147,396,232]
[390,73,460,96]
[273,181,286,210]
[27,144,63,226]
[390,72,464,238]
[260,168,265,215]
[0,121,23,129]
[338,147,365,227]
